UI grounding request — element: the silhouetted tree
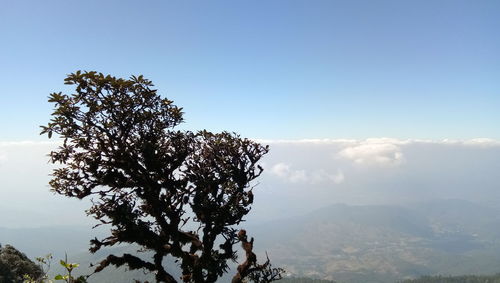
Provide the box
[41,71,282,283]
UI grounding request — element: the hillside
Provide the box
[249,199,500,282]
[400,273,500,283]
[3,199,500,282]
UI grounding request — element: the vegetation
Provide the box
[41,71,282,283]
[23,254,88,283]
[0,244,42,283]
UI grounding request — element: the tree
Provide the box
[41,71,283,283]
[0,244,43,283]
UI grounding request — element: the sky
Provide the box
[1,0,499,140]
[0,1,500,229]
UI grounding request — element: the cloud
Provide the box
[289,169,308,183]
[255,138,358,145]
[0,141,58,161]
[269,163,307,183]
[462,138,500,147]
[0,141,60,146]
[338,141,404,166]
[311,169,345,184]
[268,162,344,184]
[256,138,500,147]
[259,137,500,167]
[0,151,7,165]
[269,162,290,178]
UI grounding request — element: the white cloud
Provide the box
[269,162,291,178]
[255,138,500,147]
[311,169,345,184]
[0,140,60,146]
[288,169,308,183]
[0,151,7,165]
[255,138,357,145]
[338,141,404,166]
[269,163,307,183]
[463,138,500,147]
[268,163,344,184]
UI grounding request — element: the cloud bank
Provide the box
[1,138,500,226]
[0,151,7,165]
[338,142,404,166]
[268,162,345,184]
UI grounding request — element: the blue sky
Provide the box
[1,0,499,140]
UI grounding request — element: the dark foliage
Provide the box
[0,244,43,283]
[41,71,282,283]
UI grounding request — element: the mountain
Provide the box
[248,199,500,282]
[3,199,500,282]
[400,273,500,283]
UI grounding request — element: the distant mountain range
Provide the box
[2,199,500,283]
[400,273,500,283]
[249,199,500,282]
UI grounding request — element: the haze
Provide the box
[1,1,499,282]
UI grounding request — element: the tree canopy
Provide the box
[41,71,282,283]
